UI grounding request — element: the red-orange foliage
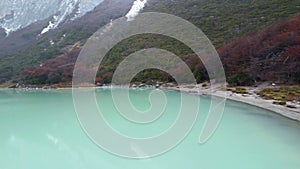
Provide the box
[20,49,79,84]
[218,14,300,84]
[20,14,300,85]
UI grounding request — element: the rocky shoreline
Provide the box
[162,84,300,122]
[2,82,300,122]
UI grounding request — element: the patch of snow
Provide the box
[50,40,54,45]
[40,16,57,35]
[3,24,21,36]
[40,0,80,35]
[126,0,148,21]
[3,27,12,36]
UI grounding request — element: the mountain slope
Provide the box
[19,14,300,86]
[1,0,300,85]
[144,0,300,48]
[0,0,105,35]
[0,0,134,56]
[0,0,134,83]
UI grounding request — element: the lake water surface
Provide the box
[1,89,300,169]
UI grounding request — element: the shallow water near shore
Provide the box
[1,88,300,169]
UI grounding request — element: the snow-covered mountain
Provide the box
[0,0,135,56]
[0,0,105,35]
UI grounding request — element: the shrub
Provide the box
[202,82,208,87]
[228,69,254,86]
[235,87,248,94]
[273,101,286,105]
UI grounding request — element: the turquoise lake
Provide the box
[0,88,300,169]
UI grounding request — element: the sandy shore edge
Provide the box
[162,86,300,122]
